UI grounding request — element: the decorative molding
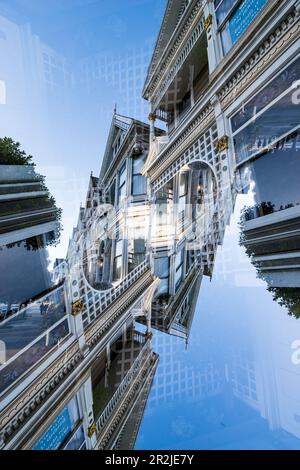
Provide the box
[88,422,96,438]
[96,351,158,449]
[148,112,157,121]
[204,14,213,30]
[71,299,85,316]
[216,135,229,152]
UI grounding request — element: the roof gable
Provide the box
[99,113,133,180]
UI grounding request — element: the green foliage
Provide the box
[268,287,300,319]
[0,137,34,165]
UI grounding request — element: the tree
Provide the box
[268,287,300,319]
[0,137,34,165]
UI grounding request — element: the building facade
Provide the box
[0,0,300,451]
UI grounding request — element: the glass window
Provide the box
[113,238,123,281]
[219,0,267,54]
[118,162,126,203]
[232,57,300,132]
[154,257,170,280]
[234,93,300,164]
[215,0,238,26]
[132,175,147,196]
[63,426,86,450]
[132,155,147,196]
[113,256,122,281]
[178,173,188,225]
[175,248,184,292]
[34,396,81,450]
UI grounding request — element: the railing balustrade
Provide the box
[82,259,150,328]
[95,337,150,434]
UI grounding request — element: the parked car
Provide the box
[0,303,9,319]
[10,304,20,314]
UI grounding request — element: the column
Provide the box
[148,107,156,144]
[211,93,234,224]
[78,376,97,450]
[66,267,89,357]
[204,0,223,74]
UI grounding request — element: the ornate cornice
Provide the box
[0,268,154,448]
[145,1,204,101]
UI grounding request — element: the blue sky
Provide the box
[0,0,166,261]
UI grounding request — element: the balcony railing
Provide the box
[82,258,150,328]
[95,335,151,435]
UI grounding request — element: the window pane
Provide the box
[113,256,122,280]
[119,163,126,187]
[179,173,188,197]
[215,0,237,25]
[132,155,145,174]
[232,57,300,133]
[233,90,300,164]
[175,265,183,291]
[154,257,170,279]
[115,239,123,257]
[118,182,126,202]
[132,174,147,195]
